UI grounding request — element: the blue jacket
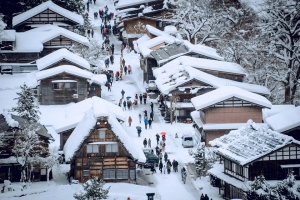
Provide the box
[144,118,148,125]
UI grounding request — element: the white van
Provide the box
[182,134,194,148]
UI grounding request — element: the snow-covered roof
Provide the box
[1,110,19,128]
[35,65,107,86]
[265,106,300,133]
[209,120,300,166]
[54,97,126,133]
[116,0,162,10]
[1,30,16,41]
[164,25,177,34]
[146,24,170,37]
[153,65,269,95]
[36,48,90,71]
[13,0,84,27]
[14,25,89,52]
[191,86,272,110]
[133,34,150,53]
[262,105,295,122]
[138,35,175,57]
[63,98,146,162]
[161,56,247,76]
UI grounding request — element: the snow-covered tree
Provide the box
[11,83,41,123]
[276,170,300,199]
[193,142,206,177]
[12,123,47,182]
[74,177,110,200]
[41,147,61,182]
[258,0,300,104]
[171,0,220,44]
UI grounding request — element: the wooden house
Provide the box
[266,106,300,141]
[190,86,272,145]
[153,65,269,123]
[12,1,84,32]
[0,25,89,73]
[135,25,225,83]
[0,112,52,183]
[208,121,300,199]
[63,98,146,183]
[52,97,126,150]
[33,65,107,105]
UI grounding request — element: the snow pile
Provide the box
[2,110,19,127]
[265,106,300,133]
[2,30,16,41]
[26,71,39,89]
[262,105,295,121]
[209,120,300,165]
[36,48,90,71]
[153,65,269,95]
[13,0,84,27]
[191,86,272,110]
[15,25,89,52]
[164,25,177,34]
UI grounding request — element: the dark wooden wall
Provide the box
[41,59,88,71]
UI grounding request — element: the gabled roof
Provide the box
[14,25,89,52]
[153,65,270,95]
[53,97,126,133]
[13,0,84,27]
[35,65,107,86]
[63,97,146,162]
[266,106,300,133]
[162,56,247,76]
[36,48,90,71]
[209,120,300,166]
[116,0,163,10]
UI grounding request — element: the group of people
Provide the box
[143,138,151,148]
[114,57,132,81]
[200,193,211,200]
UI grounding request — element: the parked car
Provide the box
[142,148,159,168]
[147,80,158,91]
[181,134,194,148]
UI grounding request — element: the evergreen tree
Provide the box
[276,170,300,199]
[74,177,110,200]
[192,142,206,177]
[11,83,41,123]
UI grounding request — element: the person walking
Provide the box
[122,58,125,67]
[143,93,147,104]
[150,111,154,120]
[138,113,142,124]
[107,82,111,92]
[164,152,168,163]
[181,167,186,181]
[162,141,166,152]
[148,138,151,148]
[144,117,148,129]
[139,94,143,104]
[111,44,114,55]
[163,165,166,174]
[87,29,91,38]
[150,102,154,113]
[124,65,127,75]
[203,194,209,200]
[155,146,160,156]
[128,65,132,74]
[110,55,114,64]
[105,58,109,68]
[128,116,132,127]
[121,89,125,99]
[159,152,163,162]
[143,138,147,148]
[148,118,152,129]
[91,29,94,38]
[123,100,126,110]
[93,0,96,4]
[156,133,160,145]
[159,162,163,173]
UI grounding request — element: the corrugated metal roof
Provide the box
[150,43,188,62]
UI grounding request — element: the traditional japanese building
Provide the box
[208,121,300,199]
[0,111,52,183]
[63,97,146,183]
[266,106,300,141]
[153,65,269,122]
[53,97,126,150]
[191,86,272,145]
[12,1,84,32]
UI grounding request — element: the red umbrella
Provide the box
[160,131,166,135]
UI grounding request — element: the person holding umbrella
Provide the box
[136,126,142,137]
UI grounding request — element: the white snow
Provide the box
[36,48,90,71]
[53,113,85,133]
[164,25,177,34]
[13,0,84,27]
[265,106,300,133]
[14,25,89,52]
[146,24,170,37]
[262,105,295,122]
[160,56,247,76]
[116,0,160,10]
[138,35,175,57]
[34,65,107,86]
[191,86,272,110]
[209,120,300,165]
[153,65,269,95]
[1,30,16,41]
[2,110,19,127]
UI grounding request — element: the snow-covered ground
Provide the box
[0,0,224,199]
